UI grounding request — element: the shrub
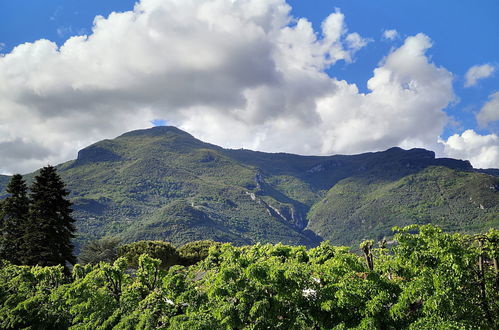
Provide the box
[79,237,120,265]
[177,240,221,266]
[118,241,179,269]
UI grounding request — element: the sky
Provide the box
[0,0,498,174]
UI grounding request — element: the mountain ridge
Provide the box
[0,126,497,248]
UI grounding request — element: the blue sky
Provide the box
[0,0,498,173]
[287,0,499,138]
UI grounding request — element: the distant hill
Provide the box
[0,126,497,248]
[0,175,9,193]
[307,166,498,245]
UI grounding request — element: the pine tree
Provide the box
[22,165,76,268]
[0,174,29,264]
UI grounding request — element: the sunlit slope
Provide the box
[307,166,499,245]
[0,126,496,247]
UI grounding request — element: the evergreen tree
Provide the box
[22,165,76,268]
[0,174,29,264]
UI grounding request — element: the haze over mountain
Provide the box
[1,126,497,248]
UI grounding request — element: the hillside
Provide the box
[307,166,499,244]
[0,126,497,247]
[0,175,9,191]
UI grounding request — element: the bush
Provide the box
[79,237,120,265]
[177,240,221,266]
[1,226,497,329]
[118,241,179,269]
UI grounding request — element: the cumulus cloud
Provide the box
[476,91,499,128]
[464,63,495,87]
[314,33,454,154]
[382,29,399,40]
[440,130,499,168]
[178,32,455,157]
[0,0,496,174]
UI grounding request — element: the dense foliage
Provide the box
[118,240,179,269]
[177,240,222,266]
[79,237,121,265]
[308,166,499,244]
[0,167,76,270]
[0,225,497,329]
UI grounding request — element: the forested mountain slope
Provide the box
[307,166,498,244]
[0,126,497,247]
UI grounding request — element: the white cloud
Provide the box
[313,33,454,154]
[182,33,455,158]
[346,32,369,51]
[56,26,73,38]
[158,32,461,163]
[50,6,62,21]
[0,0,495,174]
[440,130,498,168]
[0,42,5,51]
[476,91,499,128]
[464,63,495,87]
[382,29,399,40]
[0,0,368,173]
[56,26,88,38]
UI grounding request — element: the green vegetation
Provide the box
[118,240,179,269]
[78,237,120,265]
[308,166,499,245]
[177,240,222,266]
[1,127,495,328]
[0,225,497,329]
[0,167,76,270]
[0,127,497,249]
[0,175,9,199]
[0,174,29,264]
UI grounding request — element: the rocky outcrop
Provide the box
[74,144,122,166]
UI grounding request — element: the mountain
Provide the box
[1,126,497,248]
[0,175,9,191]
[308,166,499,244]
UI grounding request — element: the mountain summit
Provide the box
[1,126,497,247]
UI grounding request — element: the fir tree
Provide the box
[0,174,29,264]
[22,165,76,268]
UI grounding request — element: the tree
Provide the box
[389,225,493,328]
[177,240,221,266]
[0,227,497,328]
[0,174,29,264]
[118,240,179,269]
[22,165,76,268]
[78,237,120,265]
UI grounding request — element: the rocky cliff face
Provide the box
[74,144,122,166]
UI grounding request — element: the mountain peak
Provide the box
[118,126,194,139]
[383,147,435,158]
[73,126,203,166]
